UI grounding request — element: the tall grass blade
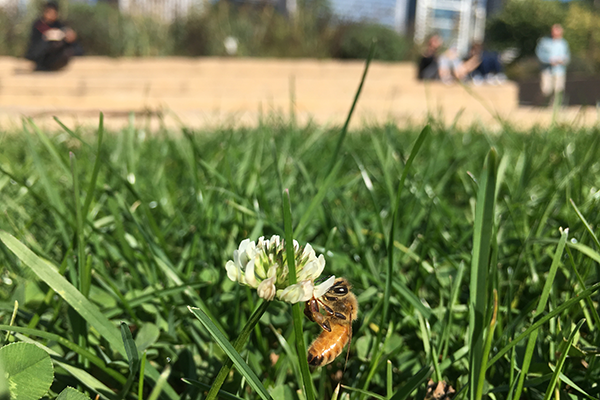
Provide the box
[569,199,600,249]
[119,322,140,399]
[188,306,273,400]
[513,228,569,400]
[326,41,375,176]
[383,125,431,331]
[182,379,244,400]
[475,289,498,400]
[469,148,498,400]
[0,231,124,352]
[28,119,70,175]
[294,160,342,237]
[488,281,600,367]
[564,246,600,331]
[146,365,171,400]
[81,113,105,219]
[206,301,270,400]
[340,385,387,400]
[283,189,315,400]
[138,351,147,400]
[390,366,433,400]
[542,319,585,400]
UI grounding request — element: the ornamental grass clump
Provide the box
[225,235,335,303]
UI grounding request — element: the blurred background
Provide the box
[1,0,600,81]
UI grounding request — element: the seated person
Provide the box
[25,1,83,71]
[418,34,442,80]
[436,43,480,84]
[466,43,506,84]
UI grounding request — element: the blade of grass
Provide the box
[138,351,147,400]
[440,261,466,360]
[326,41,375,176]
[293,160,342,238]
[390,365,433,400]
[28,118,70,175]
[542,319,585,400]
[513,228,569,400]
[564,245,600,330]
[340,385,387,400]
[270,324,302,389]
[81,113,105,219]
[0,231,124,352]
[469,148,498,400]
[283,189,315,400]
[387,360,393,399]
[118,322,140,399]
[206,300,270,400]
[53,116,91,149]
[146,365,171,400]
[569,199,600,249]
[188,306,273,400]
[417,313,441,382]
[487,280,600,368]
[70,153,87,298]
[382,124,431,334]
[475,289,498,400]
[182,379,244,400]
[384,125,431,326]
[551,368,598,400]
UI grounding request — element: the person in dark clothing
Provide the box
[418,34,442,80]
[25,1,82,71]
[466,43,506,85]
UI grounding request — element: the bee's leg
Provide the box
[305,298,332,332]
[304,299,318,322]
[311,310,332,332]
[334,312,346,320]
[316,299,347,320]
[313,313,332,332]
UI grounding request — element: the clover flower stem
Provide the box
[283,190,315,400]
[205,300,270,400]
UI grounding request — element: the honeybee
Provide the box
[304,277,358,366]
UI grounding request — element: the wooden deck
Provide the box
[0,56,597,131]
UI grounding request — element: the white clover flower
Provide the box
[225,235,334,303]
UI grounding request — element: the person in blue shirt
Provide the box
[535,24,570,103]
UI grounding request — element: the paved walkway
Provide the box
[1,56,597,131]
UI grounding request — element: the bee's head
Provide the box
[326,277,351,298]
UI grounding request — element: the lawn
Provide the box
[1,110,600,400]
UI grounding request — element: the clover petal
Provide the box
[257,276,277,301]
[313,275,336,298]
[225,260,240,282]
[245,258,259,288]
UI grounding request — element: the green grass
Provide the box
[1,114,600,400]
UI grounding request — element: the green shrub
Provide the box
[66,2,172,57]
[332,22,410,61]
[487,0,600,77]
[486,0,566,58]
[0,8,31,57]
[1,0,410,60]
[65,3,122,56]
[171,10,211,56]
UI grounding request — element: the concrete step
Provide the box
[1,56,584,130]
